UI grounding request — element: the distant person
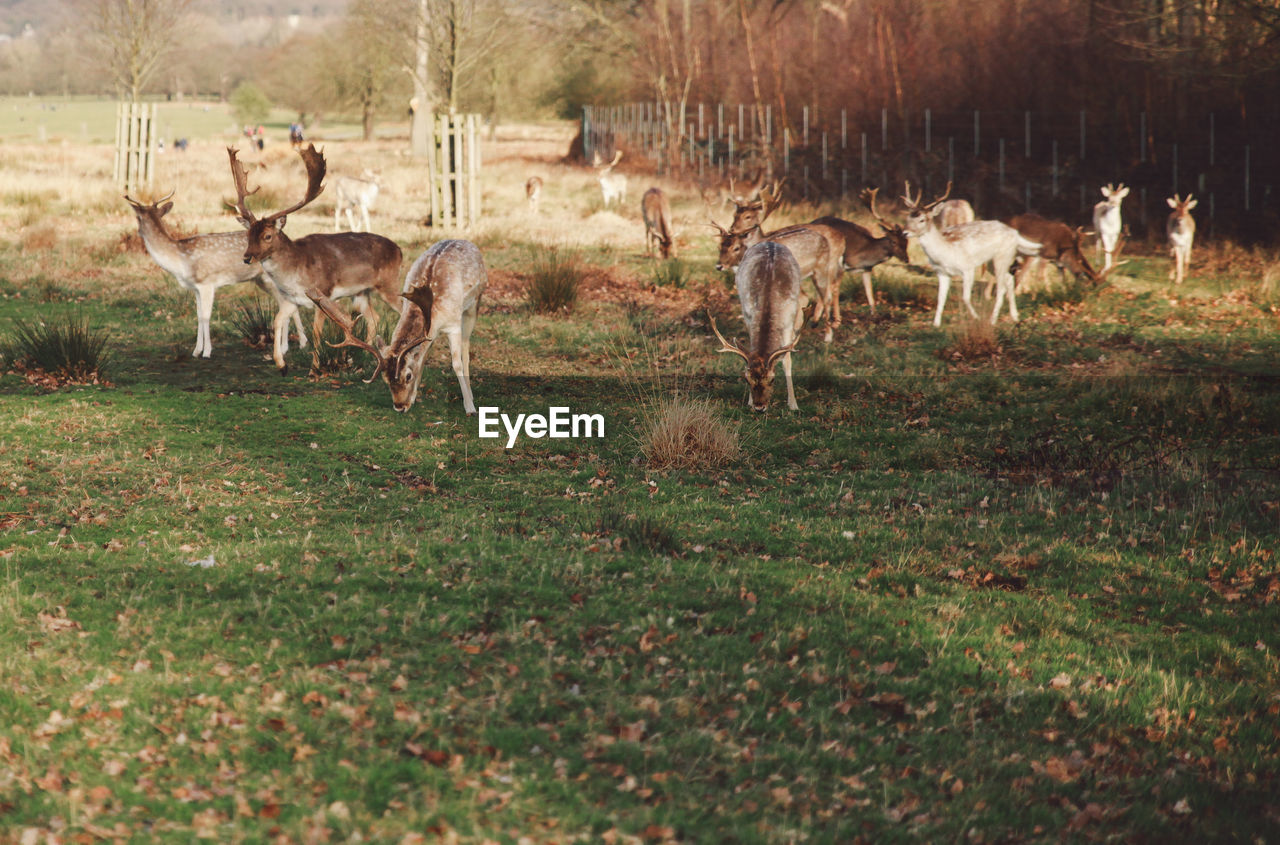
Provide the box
[175,138,188,152]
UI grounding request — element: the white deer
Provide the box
[124,191,307,360]
[901,182,1040,326]
[595,150,627,207]
[333,171,381,233]
[1092,183,1129,271]
[1166,193,1197,285]
[709,240,803,412]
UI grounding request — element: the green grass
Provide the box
[1,146,1279,841]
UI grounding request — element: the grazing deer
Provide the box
[1092,183,1129,271]
[641,187,676,259]
[228,143,404,375]
[595,150,627,208]
[1166,193,1197,285]
[124,191,307,359]
[902,182,1040,326]
[525,176,543,215]
[323,239,486,415]
[1005,214,1098,290]
[711,217,840,342]
[332,171,381,233]
[932,198,976,230]
[808,187,911,316]
[710,241,803,412]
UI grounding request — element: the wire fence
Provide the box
[583,103,1278,241]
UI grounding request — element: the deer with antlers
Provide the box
[902,182,1041,326]
[641,187,676,259]
[1092,183,1129,271]
[125,191,308,360]
[710,241,803,412]
[323,239,486,414]
[595,150,627,208]
[1166,193,1197,285]
[807,187,911,316]
[228,143,404,375]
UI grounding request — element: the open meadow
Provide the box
[1,104,1279,842]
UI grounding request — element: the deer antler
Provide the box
[1090,233,1130,285]
[269,143,326,221]
[708,314,749,361]
[758,180,785,225]
[227,146,260,224]
[306,290,388,383]
[765,336,800,369]
[391,285,436,360]
[708,218,733,237]
[860,186,895,229]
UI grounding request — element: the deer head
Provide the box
[728,179,785,234]
[860,186,910,262]
[124,189,176,220]
[709,315,797,412]
[900,180,952,238]
[1100,183,1130,206]
[229,143,326,265]
[1167,193,1198,216]
[710,218,756,272]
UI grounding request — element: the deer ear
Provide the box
[1117,187,1130,198]
[1167,197,1178,209]
[1187,199,1198,210]
[158,202,174,216]
[274,216,287,230]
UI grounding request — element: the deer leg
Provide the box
[360,207,370,233]
[933,274,951,327]
[273,301,297,375]
[446,328,476,415]
[782,351,798,412]
[961,272,979,319]
[829,267,842,329]
[194,285,216,358]
[350,294,378,342]
[460,301,479,382]
[862,271,876,314]
[333,206,342,232]
[291,310,308,349]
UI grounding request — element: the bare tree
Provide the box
[73,0,195,103]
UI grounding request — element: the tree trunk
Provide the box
[410,0,430,157]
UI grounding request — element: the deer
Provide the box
[1092,183,1129,271]
[1166,193,1197,285]
[726,179,785,235]
[321,239,486,415]
[332,170,381,233]
[595,150,627,208]
[901,182,1041,327]
[932,198,976,230]
[525,176,543,215]
[709,240,803,412]
[711,213,841,343]
[808,187,911,316]
[1004,214,1098,290]
[228,143,404,375]
[124,191,308,360]
[641,187,676,259]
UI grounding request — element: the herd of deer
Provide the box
[125,144,484,414]
[124,143,1200,418]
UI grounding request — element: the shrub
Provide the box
[230,297,276,350]
[230,82,273,127]
[527,247,584,313]
[938,317,1000,362]
[639,395,742,470]
[3,312,111,382]
[650,257,690,288]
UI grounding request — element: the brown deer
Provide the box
[124,191,307,360]
[727,179,785,234]
[808,187,911,316]
[710,240,803,412]
[1004,214,1098,289]
[525,176,543,215]
[1166,193,1197,285]
[641,187,675,259]
[228,143,404,375]
[323,239,487,414]
[902,182,1040,326]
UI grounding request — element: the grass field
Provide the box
[1,116,1278,843]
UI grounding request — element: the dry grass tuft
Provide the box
[639,395,742,470]
[20,223,58,253]
[939,317,1001,362]
[527,246,584,313]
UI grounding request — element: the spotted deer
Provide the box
[125,191,307,360]
[1092,183,1129,271]
[808,187,911,316]
[710,240,803,412]
[595,150,627,207]
[641,187,675,259]
[1166,194,1197,285]
[324,239,486,414]
[332,171,381,232]
[228,143,403,375]
[902,182,1040,326]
